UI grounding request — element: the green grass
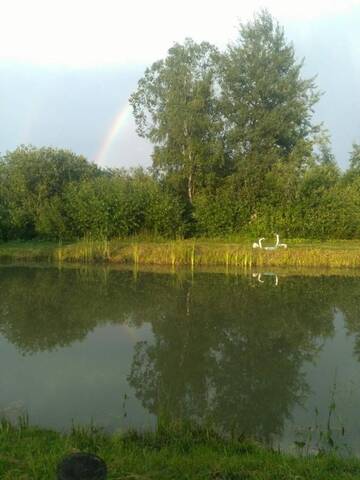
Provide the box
[1,420,360,479]
[0,240,56,261]
[2,238,360,268]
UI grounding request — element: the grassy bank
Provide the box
[1,421,360,480]
[1,238,360,268]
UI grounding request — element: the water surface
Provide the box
[1,265,360,453]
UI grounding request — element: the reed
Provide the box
[56,241,360,268]
[132,242,139,265]
[2,239,360,269]
[0,241,54,261]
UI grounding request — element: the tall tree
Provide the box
[349,142,360,172]
[343,141,360,184]
[130,39,225,205]
[220,10,320,209]
[313,131,337,166]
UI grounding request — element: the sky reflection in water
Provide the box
[1,265,360,453]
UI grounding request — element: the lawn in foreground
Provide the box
[1,422,360,480]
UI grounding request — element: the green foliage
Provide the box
[193,181,248,236]
[144,185,186,237]
[0,11,360,241]
[220,11,319,198]
[344,143,360,183]
[0,145,100,239]
[57,175,182,239]
[349,142,360,172]
[48,171,185,240]
[130,38,226,204]
[0,149,185,240]
[0,192,11,241]
[2,420,360,480]
[63,175,145,238]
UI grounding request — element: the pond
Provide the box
[1,264,360,454]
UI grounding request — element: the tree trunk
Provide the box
[183,122,194,205]
[188,170,193,205]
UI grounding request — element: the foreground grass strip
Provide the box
[2,239,360,268]
[1,422,360,479]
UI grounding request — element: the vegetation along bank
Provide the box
[2,239,360,268]
[1,421,360,480]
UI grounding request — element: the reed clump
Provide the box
[54,238,111,263]
[53,240,360,269]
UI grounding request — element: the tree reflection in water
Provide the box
[1,265,360,441]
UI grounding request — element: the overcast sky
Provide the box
[0,0,359,168]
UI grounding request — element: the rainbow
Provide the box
[120,323,141,343]
[95,102,133,166]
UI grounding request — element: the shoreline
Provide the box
[1,239,360,269]
[3,259,360,279]
[1,421,360,479]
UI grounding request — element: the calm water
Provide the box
[1,265,360,453]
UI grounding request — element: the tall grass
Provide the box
[54,239,360,269]
[1,419,360,479]
[2,239,360,268]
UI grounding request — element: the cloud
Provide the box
[1,0,359,67]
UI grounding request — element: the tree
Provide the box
[59,170,185,240]
[220,10,320,212]
[130,39,225,206]
[341,141,360,185]
[129,274,334,438]
[349,142,360,172]
[0,145,100,239]
[312,131,337,166]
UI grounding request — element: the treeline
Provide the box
[1,11,360,241]
[0,146,185,240]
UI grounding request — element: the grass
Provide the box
[0,240,56,261]
[1,420,360,479]
[1,238,360,268]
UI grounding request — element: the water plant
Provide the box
[294,378,349,456]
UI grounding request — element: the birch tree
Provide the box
[130,39,224,205]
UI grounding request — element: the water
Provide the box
[1,264,360,453]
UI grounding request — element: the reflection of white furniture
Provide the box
[252,272,279,286]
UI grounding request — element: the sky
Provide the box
[0,0,360,168]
